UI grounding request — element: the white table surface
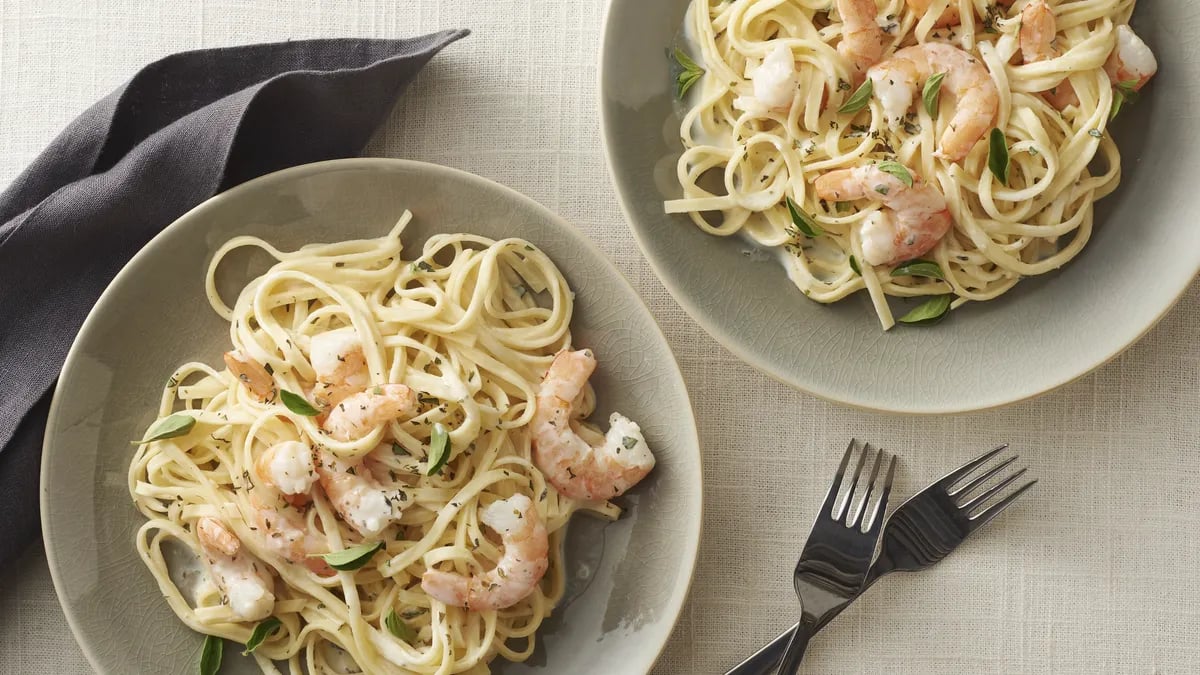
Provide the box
[3,1,1199,673]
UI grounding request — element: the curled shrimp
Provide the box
[314,447,408,538]
[420,494,549,611]
[247,494,335,576]
[905,0,1014,29]
[255,440,316,508]
[837,0,887,81]
[1104,24,1157,92]
[223,350,277,403]
[322,384,417,442]
[195,517,275,621]
[814,164,952,266]
[1021,6,1156,110]
[310,328,370,409]
[868,42,999,162]
[1019,0,1079,109]
[531,349,655,502]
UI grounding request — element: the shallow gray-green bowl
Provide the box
[42,159,701,674]
[600,1,1200,414]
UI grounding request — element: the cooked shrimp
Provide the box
[905,0,1014,29]
[310,328,370,409]
[255,441,316,508]
[814,164,952,266]
[322,384,417,442]
[195,517,275,621]
[868,42,999,162]
[1104,24,1157,92]
[735,42,797,112]
[531,349,655,502]
[837,0,887,81]
[314,447,407,538]
[223,350,277,403]
[420,494,549,611]
[248,494,335,576]
[1019,0,1079,109]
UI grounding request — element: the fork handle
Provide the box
[722,620,799,675]
[775,620,814,675]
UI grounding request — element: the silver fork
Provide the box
[727,444,1036,675]
[775,440,897,674]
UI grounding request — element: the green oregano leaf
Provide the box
[243,617,281,655]
[426,423,451,476]
[280,390,319,417]
[898,295,953,325]
[385,609,418,642]
[786,197,824,238]
[199,635,222,675]
[838,79,873,115]
[876,161,914,188]
[132,413,195,445]
[309,541,384,571]
[988,128,1010,185]
[923,72,946,117]
[890,259,945,280]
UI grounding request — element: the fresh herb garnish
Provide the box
[132,413,195,444]
[621,436,639,449]
[838,79,873,115]
[243,617,281,654]
[923,72,946,118]
[786,197,824,238]
[988,128,1009,185]
[199,635,222,675]
[849,255,862,276]
[391,442,405,456]
[426,423,450,476]
[385,609,418,642]
[875,185,890,196]
[672,48,706,99]
[1111,79,1140,120]
[898,295,952,324]
[890,259,945,280]
[1088,129,1103,138]
[876,161,913,188]
[411,260,434,273]
[310,541,384,571]
[280,390,320,417]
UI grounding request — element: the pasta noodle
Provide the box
[668,0,1149,329]
[129,212,620,674]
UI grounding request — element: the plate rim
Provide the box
[40,157,704,674]
[596,0,1200,415]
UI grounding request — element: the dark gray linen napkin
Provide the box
[0,31,468,564]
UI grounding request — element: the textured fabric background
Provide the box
[2,1,1198,673]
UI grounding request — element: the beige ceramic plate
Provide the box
[599,1,1200,414]
[41,159,701,674]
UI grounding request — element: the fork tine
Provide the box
[847,447,884,528]
[821,439,858,519]
[865,454,898,534]
[968,479,1038,531]
[837,442,872,520]
[938,444,1010,491]
[949,455,1019,499]
[959,467,1028,512]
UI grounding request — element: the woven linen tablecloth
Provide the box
[3,1,1198,673]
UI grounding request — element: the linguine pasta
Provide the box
[668,0,1147,329]
[129,212,619,674]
